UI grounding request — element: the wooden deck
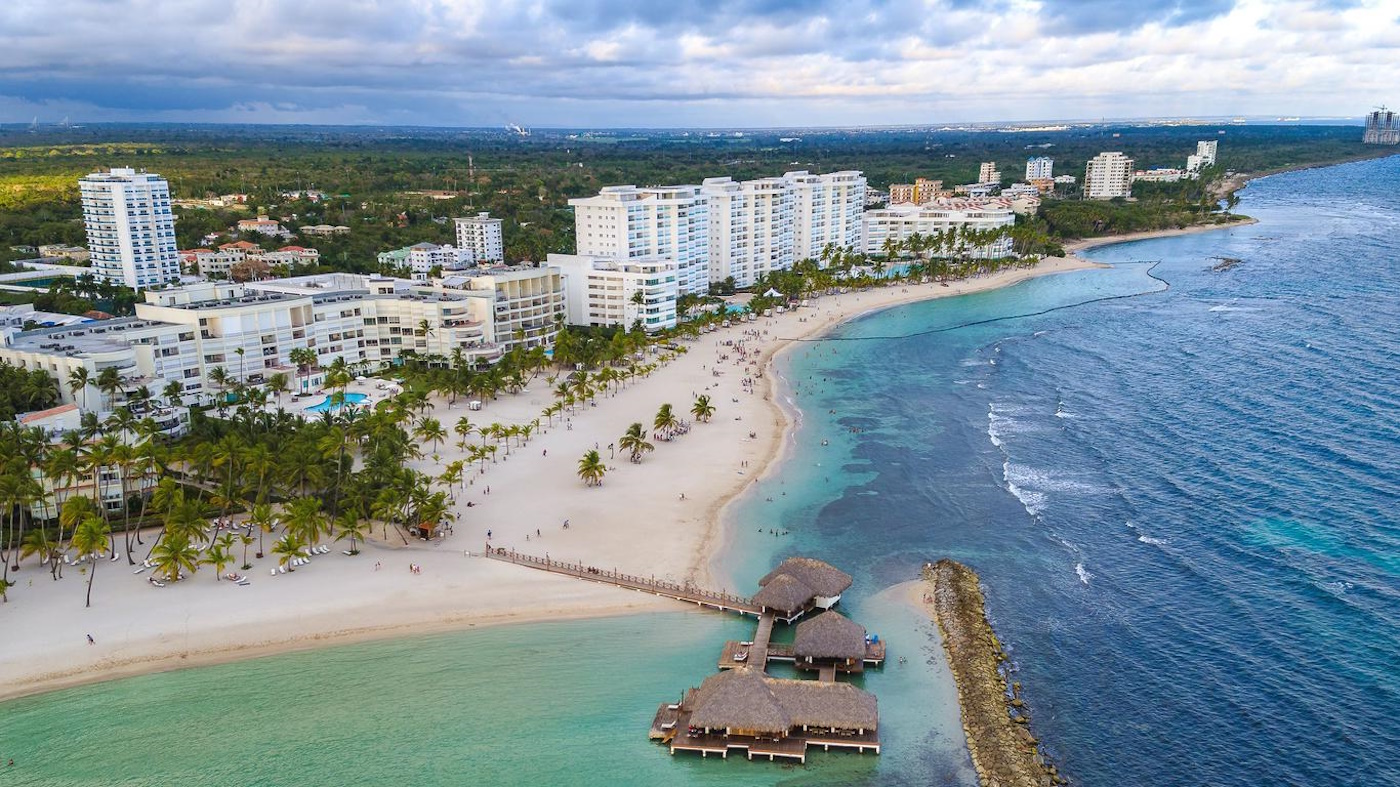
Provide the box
[483,547,761,616]
[660,706,880,763]
[719,638,887,673]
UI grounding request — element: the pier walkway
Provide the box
[483,547,762,616]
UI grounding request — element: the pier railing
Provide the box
[484,547,762,616]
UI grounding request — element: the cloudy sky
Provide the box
[1,0,1397,127]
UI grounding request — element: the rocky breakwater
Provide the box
[924,559,1065,787]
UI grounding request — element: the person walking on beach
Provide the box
[86,634,94,645]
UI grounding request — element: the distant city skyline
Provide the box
[2,0,1397,127]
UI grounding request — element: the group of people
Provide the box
[409,563,423,575]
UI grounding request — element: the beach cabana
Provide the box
[751,573,816,622]
[793,611,868,674]
[758,557,853,610]
[687,668,792,739]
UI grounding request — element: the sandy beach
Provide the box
[0,253,1107,703]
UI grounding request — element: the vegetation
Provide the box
[0,361,59,420]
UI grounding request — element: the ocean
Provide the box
[3,156,1398,785]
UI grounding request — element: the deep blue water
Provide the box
[726,154,1400,785]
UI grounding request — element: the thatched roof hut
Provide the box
[759,557,853,600]
[688,668,791,735]
[686,668,879,736]
[751,572,815,615]
[794,611,867,662]
[767,679,878,732]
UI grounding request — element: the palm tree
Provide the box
[248,502,276,558]
[618,422,654,464]
[95,367,122,413]
[653,403,679,439]
[415,417,447,455]
[334,509,369,555]
[266,372,290,410]
[690,395,716,423]
[201,536,234,581]
[271,533,304,572]
[70,514,109,607]
[577,449,606,487]
[152,531,201,582]
[68,367,93,412]
[453,417,475,451]
[284,496,327,549]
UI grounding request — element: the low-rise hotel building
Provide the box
[549,253,678,332]
[862,199,1017,258]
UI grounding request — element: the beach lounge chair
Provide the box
[279,565,287,574]
[342,550,353,556]
[271,568,277,576]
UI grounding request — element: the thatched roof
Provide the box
[767,678,878,731]
[751,572,815,613]
[759,557,852,598]
[794,610,867,661]
[688,668,791,734]
[686,668,879,734]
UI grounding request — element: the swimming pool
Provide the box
[304,392,369,413]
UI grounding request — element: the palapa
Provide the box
[688,668,791,734]
[793,610,868,661]
[766,678,878,732]
[751,572,815,614]
[758,557,853,599]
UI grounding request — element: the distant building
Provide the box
[37,245,90,263]
[379,242,471,281]
[1053,174,1077,185]
[236,216,290,238]
[79,167,181,288]
[1186,140,1219,172]
[1134,169,1188,183]
[548,253,678,332]
[1364,108,1399,145]
[298,224,351,237]
[1025,157,1054,181]
[454,212,505,264]
[978,162,1001,184]
[887,178,943,206]
[862,199,1016,259]
[1084,152,1135,199]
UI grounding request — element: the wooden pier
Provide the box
[482,547,762,616]
[719,637,886,673]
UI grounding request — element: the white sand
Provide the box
[0,255,1099,702]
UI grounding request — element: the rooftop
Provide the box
[759,557,852,599]
[793,611,868,661]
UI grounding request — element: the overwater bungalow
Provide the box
[753,557,853,622]
[657,667,880,762]
[792,610,883,675]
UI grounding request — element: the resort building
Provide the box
[569,185,711,296]
[1134,168,1188,183]
[1084,152,1135,199]
[699,175,794,288]
[978,162,1002,184]
[753,557,853,622]
[548,253,678,332]
[298,224,351,237]
[37,244,90,263]
[861,199,1017,259]
[1025,157,1054,181]
[571,171,866,294]
[431,264,566,351]
[454,212,505,263]
[79,167,181,289]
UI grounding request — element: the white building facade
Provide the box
[569,185,710,296]
[79,168,181,289]
[699,176,794,288]
[454,212,505,264]
[1084,152,1136,199]
[862,200,1016,259]
[1026,157,1054,181]
[548,253,678,332]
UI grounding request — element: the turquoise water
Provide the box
[5,157,1399,785]
[304,392,369,413]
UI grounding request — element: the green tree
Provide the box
[577,449,606,487]
[618,422,654,464]
[690,395,715,423]
[70,514,109,607]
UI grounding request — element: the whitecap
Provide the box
[1075,562,1092,585]
[1138,535,1168,546]
[1003,461,1046,517]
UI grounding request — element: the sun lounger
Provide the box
[133,566,149,574]
[342,550,353,556]
[271,568,277,576]
[279,565,287,574]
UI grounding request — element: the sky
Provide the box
[1,0,1397,128]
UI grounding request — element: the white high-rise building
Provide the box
[1084,152,1136,199]
[1026,157,1054,181]
[454,212,505,263]
[978,162,1002,184]
[79,168,181,289]
[1186,140,1219,172]
[700,176,794,288]
[784,170,867,263]
[568,185,710,296]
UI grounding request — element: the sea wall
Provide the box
[923,559,1064,787]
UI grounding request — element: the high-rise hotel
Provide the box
[79,168,181,289]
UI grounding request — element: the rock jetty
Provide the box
[923,559,1064,787]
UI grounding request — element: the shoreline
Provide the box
[0,254,1098,705]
